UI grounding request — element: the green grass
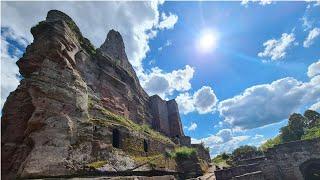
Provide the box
[87,160,107,169]
[89,102,173,144]
[167,147,196,160]
[132,154,162,164]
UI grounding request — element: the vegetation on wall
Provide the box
[88,97,174,144]
[87,160,108,169]
[260,110,320,151]
[166,147,197,160]
[212,152,232,168]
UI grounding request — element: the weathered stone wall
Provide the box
[149,95,184,138]
[149,95,170,136]
[92,123,175,157]
[260,138,320,180]
[167,100,184,138]
[191,144,211,162]
[215,138,320,180]
[179,136,191,147]
[214,163,260,180]
[176,154,209,179]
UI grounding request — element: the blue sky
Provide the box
[1,1,320,156]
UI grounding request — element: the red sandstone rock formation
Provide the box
[1,10,192,179]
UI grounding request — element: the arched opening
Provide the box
[143,139,148,152]
[112,129,120,148]
[300,159,320,180]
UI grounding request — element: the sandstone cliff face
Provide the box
[1,10,190,179]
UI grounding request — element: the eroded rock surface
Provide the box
[1,10,209,180]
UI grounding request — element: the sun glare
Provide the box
[197,29,218,53]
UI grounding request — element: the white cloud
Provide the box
[253,134,264,140]
[307,60,320,78]
[216,129,233,142]
[301,16,313,31]
[303,27,320,48]
[192,129,250,156]
[259,0,272,5]
[310,101,320,111]
[194,86,218,114]
[141,65,195,98]
[218,69,320,130]
[176,92,195,114]
[187,122,197,131]
[241,0,250,7]
[143,75,170,97]
[158,40,172,51]
[1,1,178,76]
[241,0,272,7]
[176,86,218,115]
[158,12,178,30]
[1,28,26,108]
[258,33,296,60]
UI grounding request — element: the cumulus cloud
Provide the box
[218,63,320,129]
[258,33,296,60]
[176,86,218,115]
[307,60,320,78]
[303,27,320,48]
[216,129,233,142]
[158,12,178,30]
[192,129,250,156]
[194,86,218,114]
[187,122,197,131]
[141,65,195,98]
[310,101,320,111]
[1,1,178,75]
[176,93,195,114]
[1,28,26,108]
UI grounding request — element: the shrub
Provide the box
[174,147,196,159]
[260,135,281,151]
[232,145,258,158]
[302,126,320,140]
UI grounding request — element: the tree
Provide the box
[280,113,306,142]
[304,110,320,128]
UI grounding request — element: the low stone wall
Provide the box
[233,171,264,180]
[260,138,320,180]
[235,156,266,166]
[180,136,191,147]
[214,163,260,180]
[215,138,320,180]
[191,144,211,162]
[176,154,207,179]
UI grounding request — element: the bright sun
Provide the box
[197,29,218,53]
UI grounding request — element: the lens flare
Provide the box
[197,29,219,53]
